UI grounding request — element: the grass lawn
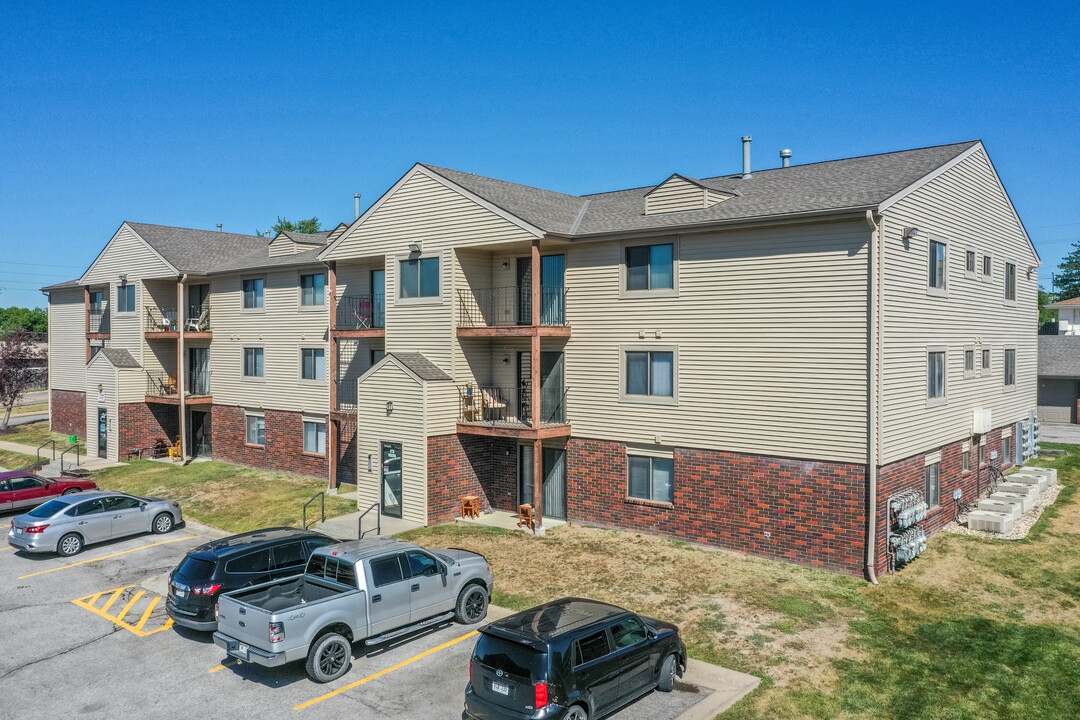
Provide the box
[0,449,39,471]
[89,459,356,534]
[11,403,49,416]
[0,420,73,448]
[400,445,1080,720]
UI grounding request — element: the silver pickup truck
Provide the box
[212,537,493,682]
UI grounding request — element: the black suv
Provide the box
[166,527,337,631]
[464,598,686,720]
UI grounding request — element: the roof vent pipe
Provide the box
[780,148,792,168]
[216,224,222,232]
[741,136,752,179]
[265,230,270,238]
[354,193,361,220]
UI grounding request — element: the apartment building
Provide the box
[45,139,1038,578]
[1037,297,1080,423]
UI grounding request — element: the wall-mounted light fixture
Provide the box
[408,242,422,254]
[902,227,922,241]
[501,260,509,269]
[386,400,394,416]
[119,274,128,285]
[502,356,510,364]
[97,384,104,394]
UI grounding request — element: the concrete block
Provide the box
[1006,473,1048,493]
[968,510,1015,534]
[990,491,1034,514]
[1019,467,1057,486]
[997,482,1038,501]
[976,498,1022,519]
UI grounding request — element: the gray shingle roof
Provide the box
[40,279,82,291]
[421,141,980,237]
[1039,336,1080,377]
[278,230,331,246]
[214,246,325,273]
[126,222,267,274]
[100,347,141,369]
[392,352,451,381]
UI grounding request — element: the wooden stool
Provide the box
[518,504,534,529]
[461,495,480,519]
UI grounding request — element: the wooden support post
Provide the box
[328,262,338,489]
[84,286,91,363]
[532,437,543,535]
[530,240,544,533]
[177,279,186,461]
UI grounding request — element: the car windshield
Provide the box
[176,556,217,580]
[27,499,69,518]
[474,634,546,683]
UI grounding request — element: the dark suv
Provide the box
[166,527,337,631]
[464,598,686,720]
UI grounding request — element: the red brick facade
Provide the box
[427,434,517,525]
[50,389,86,439]
[118,402,180,455]
[212,405,327,478]
[334,418,357,486]
[874,424,1015,576]
[565,438,868,575]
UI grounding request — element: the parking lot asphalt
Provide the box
[1,522,756,719]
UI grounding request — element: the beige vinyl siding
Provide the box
[385,248,455,373]
[82,224,173,285]
[207,266,328,415]
[645,176,706,214]
[48,288,86,391]
[116,368,145,404]
[336,338,384,410]
[355,361,428,524]
[879,148,1038,463]
[268,238,295,257]
[334,260,381,300]
[85,356,118,461]
[705,189,730,207]
[425,380,459,436]
[564,220,871,464]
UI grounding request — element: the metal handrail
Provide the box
[145,306,179,333]
[59,443,80,474]
[358,502,381,539]
[302,491,325,530]
[37,439,56,467]
[456,285,567,327]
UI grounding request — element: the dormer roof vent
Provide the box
[644,174,734,215]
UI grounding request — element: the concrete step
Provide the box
[968,510,1015,534]
[1018,466,1057,487]
[1006,473,1048,493]
[975,498,1023,520]
[990,491,1035,514]
[997,482,1038,501]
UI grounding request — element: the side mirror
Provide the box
[139,501,148,509]
[439,563,448,576]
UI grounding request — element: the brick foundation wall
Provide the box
[119,403,180,455]
[874,424,1015,576]
[50,390,86,439]
[212,405,327,478]
[566,438,868,575]
[427,434,517,525]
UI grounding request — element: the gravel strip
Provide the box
[943,484,1063,541]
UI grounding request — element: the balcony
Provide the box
[145,306,179,336]
[457,384,570,439]
[456,286,569,337]
[333,294,385,337]
[145,370,212,404]
[88,306,110,336]
[333,378,358,415]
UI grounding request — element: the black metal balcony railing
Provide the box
[88,306,110,334]
[188,369,211,396]
[335,294,385,330]
[145,306,179,333]
[334,378,358,412]
[458,384,568,426]
[187,302,211,332]
[457,285,567,327]
[146,372,179,398]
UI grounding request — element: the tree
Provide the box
[0,306,47,334]
[0,328,46,431]
[257,216,322,237]
[1039,287,1058,324]
[1056,240,1080,301]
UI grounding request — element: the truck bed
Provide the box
[228,576,346,612]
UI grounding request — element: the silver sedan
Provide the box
[8,491,183,556]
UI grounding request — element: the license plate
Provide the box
[175,588,186,598]
[15,528,22,534]
[238,643,249,655]
[492,681,509,696]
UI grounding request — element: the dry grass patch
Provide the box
[0,449,38,471]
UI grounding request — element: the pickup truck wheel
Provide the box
[306,632,352,683]
[455,584,488,624]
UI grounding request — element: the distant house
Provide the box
[1038,297,1080,423]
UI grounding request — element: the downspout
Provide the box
[178,274,188,461]
[864,210,880,585]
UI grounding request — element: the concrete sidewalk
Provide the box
[0,438,124,473]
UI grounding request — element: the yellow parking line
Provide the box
[116,590,146,621]
[135,597,161,631]
[294,630,479,711]
[0,546,12,552]
[18,536,197,579]
[85,590,107,607]
[99,588,126,613]
[209,659,240,673]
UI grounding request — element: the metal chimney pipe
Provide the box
[780,148,792,168]
[265,230,270,238]
[741,136,752,179]
[216,224,222,232]
[354,193,361,220]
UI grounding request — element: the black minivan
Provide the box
[166,527,337,631]
[464,598,686,720]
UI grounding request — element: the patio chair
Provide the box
[167,439,182,462]
[481,387,507,421]
[186,306,209,332]
[354,300,373,329]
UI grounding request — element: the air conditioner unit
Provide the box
[972,408,993,434]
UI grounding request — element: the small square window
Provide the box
[626,351,674,397]
[243,278,265,309]
[243,347,264,377]
[300,273,326,306]
[628,455,674,503]
[303,420,326,454]
[925,463,941,507]
[400,257,439,298]
[245,415,266,446]
[626,243,674,291]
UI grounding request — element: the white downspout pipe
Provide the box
[864,210,880,584]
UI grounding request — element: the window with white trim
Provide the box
[927,350,946,404]
[1004,262,1016,302]
[928,240,947,292]
[301,348,325,381]
[243,278,265,309]
[964,347,975,378]
[243,347,264,378]
[925,462,941,508]
[982,347,991,372]
[1004,348,1016,387]
[626,351,674,398]
[627,455,674,503]
[982,254,992,278]
[117,284,136,313]
[625,243,674,291]
[962,443,971,473]
[399,257,439,298]
[300,273,326,306]
[303,420,326,454]
[965,249,976,277]
[1002,433,1012,465]
[245,413,266,446]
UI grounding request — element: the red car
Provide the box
[0,472,98,513]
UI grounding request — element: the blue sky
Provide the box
[1,0,1077,308]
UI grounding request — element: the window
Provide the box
[978,442,986,467]
[405,550,439,578]
[1002,435,1012,465]
[625,243,674,291]
[575,630,611,666]
[628,455,674,504]
[924,463,941,507]
[927,350,946,403]
[982,348,991,371]
[118,284,135,312]
[1004,348,1016,387]
[611,616,647,649]
[89,290,104,312]
[1005,262,1016,302]
[72,499,107,516]
[370,555,405,586]
[8,476,44,491]
[103,496,141,511]
[243,278,264,309]
[625,351,674,398]
[928,240,946,291]
[225,549,271,574]
[307,555,356,587]
[243,348,264,378]
[982,255,992,277]
[964,348,975,377]
[965,250,976,275]
[399,257,439,298]
[962,445,971,472]
[370,349,386,366]
[245,414,265,446]
[300,273,326,306]
[270,542,306,571]
[303,420,326,455]
[301,348,325,381]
